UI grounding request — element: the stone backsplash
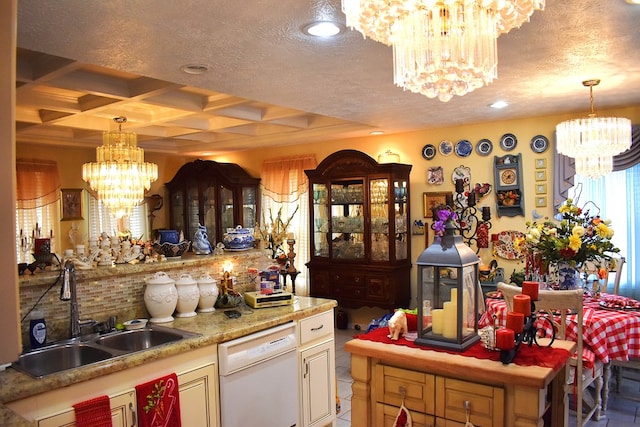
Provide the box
[18,250,276,348]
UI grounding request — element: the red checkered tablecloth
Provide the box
[480,293,640,364]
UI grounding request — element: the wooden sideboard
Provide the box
[345,338,575,427]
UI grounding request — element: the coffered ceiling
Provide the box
[15,0,640,156]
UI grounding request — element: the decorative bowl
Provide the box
[152,240,191,257]
[123,319,148,330]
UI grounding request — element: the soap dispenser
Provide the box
[29,310,47,349]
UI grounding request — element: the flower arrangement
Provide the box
[255,205,299,257]
[514,198,619,272]
[432,206,458,237]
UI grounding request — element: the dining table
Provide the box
[479,291,640,413]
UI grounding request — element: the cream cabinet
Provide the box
[7,345,219,427]
[298,310,336,427]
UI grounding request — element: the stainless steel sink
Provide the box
[12,324,200,377]
[12,343,115,377]
[94,326,198,352]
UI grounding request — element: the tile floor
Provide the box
[333,327,640,426]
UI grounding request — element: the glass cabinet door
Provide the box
[393,179,408,260]
[370,178,389,261]
[220,186,234,231]
[171,191,184,237]
[330,181,364,260]
[242,187,257,228]
[202,186,217,245]
[312,183,329,257]
[187,186,200,241]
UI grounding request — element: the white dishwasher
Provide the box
[218,322,298,427]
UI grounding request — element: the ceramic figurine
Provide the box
[387,310,408,341]
[192,224,213,255]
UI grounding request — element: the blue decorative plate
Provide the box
[476,139,493,156]
[422,144,436,160]
[439,140,453,156]
[530,135,549,153]
[500,133,518,151]
[455,139,473,157]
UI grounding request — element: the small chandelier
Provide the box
[341,0,545,102]
[556,79,632,178]
[82,117,158,218]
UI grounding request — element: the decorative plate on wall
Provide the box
[427,166,444,184]
[451,165,471,187]
[500,133,518,151]
[439,140,454,156]
[494,230,526,259]
[476,139,493,156]
[421,144,436,160]
[455,139,473,157]
[530,135,549,153]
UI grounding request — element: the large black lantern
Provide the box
[415,220,480,351]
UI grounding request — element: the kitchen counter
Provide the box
[0,295,337,425]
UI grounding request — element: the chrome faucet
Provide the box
[61,260,94,338]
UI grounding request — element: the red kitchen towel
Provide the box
[136,373,181,427]
[72,395,112,427]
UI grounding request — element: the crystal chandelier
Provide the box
[556,79,632,179]
[341,0,545,102]
[82,117,158,218]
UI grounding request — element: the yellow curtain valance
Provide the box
[16,158,61,209]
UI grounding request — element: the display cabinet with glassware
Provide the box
[166,159,260,249]
[305,150,412,310]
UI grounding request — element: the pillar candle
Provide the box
[513,294,531,317]
[442,301,458,339]
[431,309,444,334]
[505,311,524,334]
[522,281,539,301]
[450,288,458,303]
[496,328,515,350]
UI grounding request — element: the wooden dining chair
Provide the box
[497,282,604,426]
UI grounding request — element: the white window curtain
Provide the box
[15,159,61,261]
[88,195,150,241]
[261,155,317,295]
[569,162,639,296]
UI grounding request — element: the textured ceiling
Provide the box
[15,0,640,156]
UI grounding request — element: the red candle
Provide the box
[505,311,524,334]
[522,281,539,301]
[496,328,515,350]
[513,294,531,317]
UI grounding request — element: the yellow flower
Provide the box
[572,225,585,237]
[568,234,582,251]
[596,223,614,239]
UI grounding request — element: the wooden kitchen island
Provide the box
[345,337,575,427]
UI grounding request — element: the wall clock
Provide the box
[500,168,517,186]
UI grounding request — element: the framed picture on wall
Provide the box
[423,191,451,218]
[536,183,547,195]
[535,196,547,207]
[61,188,83,221]
[535,170,546,181]
[535,158,547,169]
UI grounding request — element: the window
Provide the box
[87,195,150,241]
[569,162,639,296]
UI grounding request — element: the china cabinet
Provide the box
[165,160,260,248]
[305,150,412,310]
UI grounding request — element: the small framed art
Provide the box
[535,196,547,207]
[535,170,546,181]
[535,183,547,195]
[423,191,452,218]
[61,188,83,220]
[535,158,547,169]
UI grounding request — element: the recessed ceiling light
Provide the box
[180,64,210,75]
[303,21,342,37]
[626,0,640,4]
[370,131,384,135]
[489,100,509,109]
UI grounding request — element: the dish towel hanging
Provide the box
[393,401,412,427]
[72,394,112,427]
[135,373,182,427]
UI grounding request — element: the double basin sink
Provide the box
[12,324,200,378]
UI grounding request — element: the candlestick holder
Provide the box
[452,179,492,253]
[286,238,297,273]
[499,301,556,364]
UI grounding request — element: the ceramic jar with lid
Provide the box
[144,272,178,323]
[175,273,200,317]
[197,274,219,313]
[223,225,255,250]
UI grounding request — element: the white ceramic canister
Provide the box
[144,272,178,323]
[174,273,200,317]
[197,274,219,313]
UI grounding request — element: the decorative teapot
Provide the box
[223,225,255,250]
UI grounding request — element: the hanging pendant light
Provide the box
[342,0,545,102]
[82,117,158,218]
[556,79,632,178]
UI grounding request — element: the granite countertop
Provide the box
[0,295,337,425]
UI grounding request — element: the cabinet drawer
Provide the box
[299,310,334,346]
[435,376,504,426]
[377,403,435,427]
[375,365,435,415]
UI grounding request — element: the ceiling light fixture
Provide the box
[342,0,544,102]
[304,21,342,37]
[490,101,509,109]
[556,79,632,179]
[180,64,210,75]
[82,117,158,218]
